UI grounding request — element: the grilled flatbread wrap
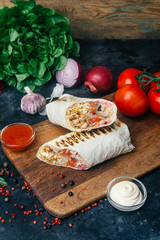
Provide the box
[46,94,117,132]
[36,119,134,170]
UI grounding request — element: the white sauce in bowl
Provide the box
[110,180,142,206]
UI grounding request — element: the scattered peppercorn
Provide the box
[68,191,73,196]
[57,219,62,225]
[46,223,52,229]
[68,180,74,186]
[3,162,8,168]
[22,186,26,191]
[5,197,9,202]
[13,178,18,183]
[39,207,44,212]
[61,183,66,188]
[6,171,10,176]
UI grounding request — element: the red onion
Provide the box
[56,58,83,88]
[85,66,114,94]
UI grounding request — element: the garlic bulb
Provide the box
[21,87,46,114]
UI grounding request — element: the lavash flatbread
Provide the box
[46,94,117,132]
[36,119,134,170]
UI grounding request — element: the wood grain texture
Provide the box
[3,92,160,218]
[1,0,160,39]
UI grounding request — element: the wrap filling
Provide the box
[66,100,115,130]
[39,146,88,170]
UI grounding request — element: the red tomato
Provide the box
[114,85,149,117]
[117,68,142,88]
[147,89,160,115]
[117,68,149,92]
[149,72,160,90]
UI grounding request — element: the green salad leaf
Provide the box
[0,0,80,92]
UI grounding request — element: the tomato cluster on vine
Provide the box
[114,68,160,117]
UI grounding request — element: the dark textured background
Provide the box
[0,39,160,240]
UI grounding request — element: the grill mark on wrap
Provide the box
[59,139,68,147]
[115,119,121,127]
[106,126,112,132]
[65,137,74,146]
[80,132,90,139]
[54,121,119,148]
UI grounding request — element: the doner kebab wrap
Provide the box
[46,94,117,132]
[37,119,134,170]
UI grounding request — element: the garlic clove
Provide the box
[21,86,46,115]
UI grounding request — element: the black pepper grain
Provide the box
[68,180,74,186]
[68,191,73,196]
[6,171,10,176]
[39,207,44,212]
[13,178,18,183]
[61,183,66,188]
[46,223,52,229]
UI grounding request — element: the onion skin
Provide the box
[56,58,83,88]
[84,66,114,94]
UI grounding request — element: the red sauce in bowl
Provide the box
[0,123,35,151]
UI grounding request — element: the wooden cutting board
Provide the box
[2,93,160,218]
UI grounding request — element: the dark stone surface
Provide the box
[0,39,160,240]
